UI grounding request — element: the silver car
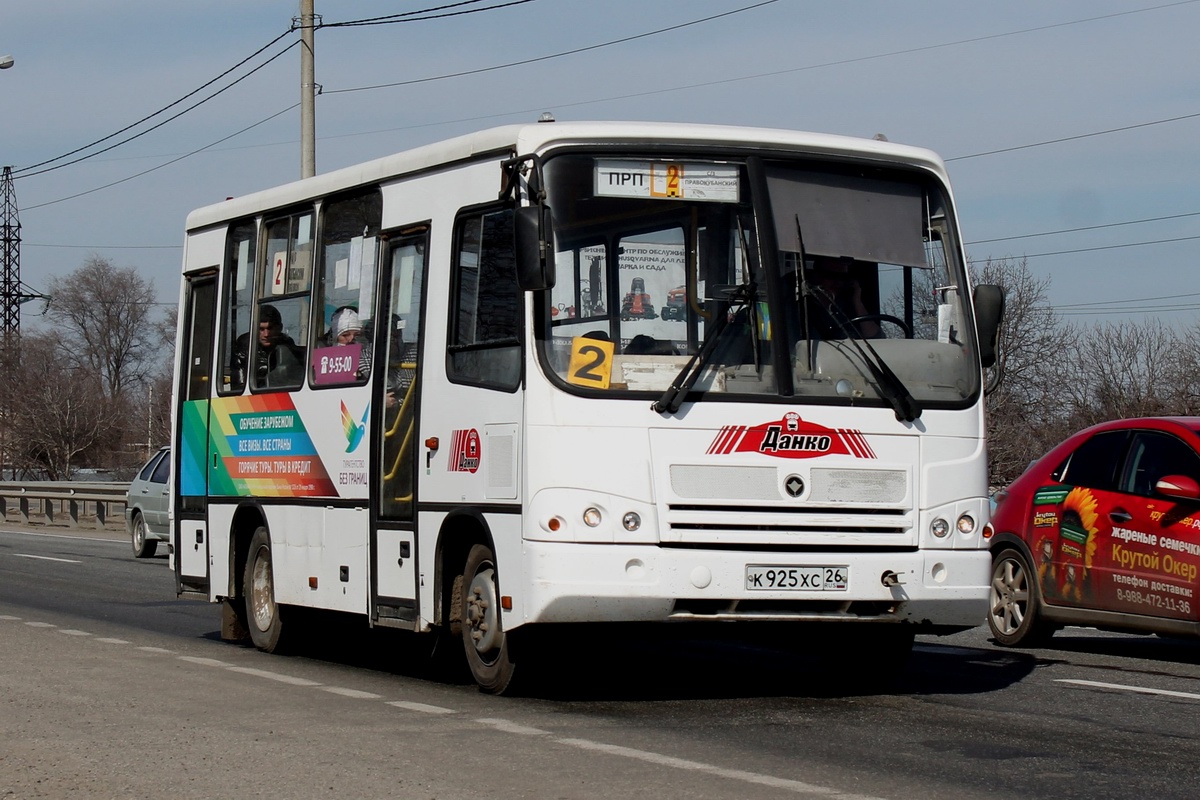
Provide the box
[126,447,170,558]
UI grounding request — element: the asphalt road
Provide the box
[4,525,1200,799]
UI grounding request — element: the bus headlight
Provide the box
[622,512,641,531]
[957,513,976,535]
[583,507,603,528]
[930,517,950,538]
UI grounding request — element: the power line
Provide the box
[965,211,1200,245]
[1056,291,1200,309]
[968,234,1200,260]
[16,43,300,181]
[24,243,181,250]
[12,31,295,177]
[322,0,536,28]
[1057,305,1200,316]
[24,104,299,211]
[946,111,1200,163]
[323,0,780,95]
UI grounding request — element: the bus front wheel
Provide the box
[461,543,517,694]
[244,526,289,653]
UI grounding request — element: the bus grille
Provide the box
[664,504,912,545]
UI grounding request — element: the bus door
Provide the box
[372,231,428,624]
[176,272,217,596]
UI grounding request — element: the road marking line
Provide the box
[322,686,382,700]
[1056,678,1200,701]
[178,656,231,668]
[555,737,884,798]
[226,666,322,686]
[58,629,92,636]
[11,553,82,564]
[94,637,130,644]
[1,615,23,620]
[0,530,124,544]
[24,621,56,628]
[137,646,174,654]
[387,700,457,715]
[475,718,549,735]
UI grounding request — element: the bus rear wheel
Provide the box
[244,526,289,653]
[461,543,517,694]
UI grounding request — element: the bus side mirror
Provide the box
[515,205,555,291]
[973,283,1005,369]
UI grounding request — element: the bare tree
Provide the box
[45,255,158,401]
[970,257,1070,486]
[5,333,122,479]
[1060,318,1183,428]
[1167,320,1200,416]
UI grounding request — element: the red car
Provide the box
[986,417,1200,645]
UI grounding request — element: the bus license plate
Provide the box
[745,565,848,591]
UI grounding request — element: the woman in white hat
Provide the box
[329,306,372,379]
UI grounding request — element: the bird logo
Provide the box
[341,401,369,452]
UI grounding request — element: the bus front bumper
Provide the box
[514,541,990,630]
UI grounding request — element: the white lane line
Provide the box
[225,666,322,687]
[94,637,130,644]
[1056,678,1200,701]
[388,700,457,715]
[322,686,383,700]
[11,553,82,564]
[0,615,21,620]
[475,718,549,735]
[6,612,878,799]
[137,646,174,654]
[178,656,232,668]
[58,629,92,636]
[0,529,124,544]
[555,737,884,799]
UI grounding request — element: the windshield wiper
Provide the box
[653,281,754,414]
[791,212,919,422]
[810,284,922,422]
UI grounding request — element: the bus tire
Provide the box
[461,543,517,694]
[244,526,289,653]
[987,548,1055,647]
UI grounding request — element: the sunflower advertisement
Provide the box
[1032,484,1197,619]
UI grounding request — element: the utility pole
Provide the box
[1,166,21,340]
[299,0,317,179]
[1,166,19,481]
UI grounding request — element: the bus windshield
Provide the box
[536,152,980,410]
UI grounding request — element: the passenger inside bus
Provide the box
[235,304,303,388]
[324,305,373,380]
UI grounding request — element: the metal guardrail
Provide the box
[0,481,129,530]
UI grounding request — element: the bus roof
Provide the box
[184,120,950,232]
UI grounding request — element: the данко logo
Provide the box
[707,412,875,460]
[449,428,481,473]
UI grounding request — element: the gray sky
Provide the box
[3,0,1198,328]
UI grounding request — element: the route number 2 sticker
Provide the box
[567,336,615,389]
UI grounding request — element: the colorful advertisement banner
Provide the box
[181,395,338,498]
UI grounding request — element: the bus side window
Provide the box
[218,220,256,395]
[311,189,382,387]
[254,210,313,391]
[448,207,520,391]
